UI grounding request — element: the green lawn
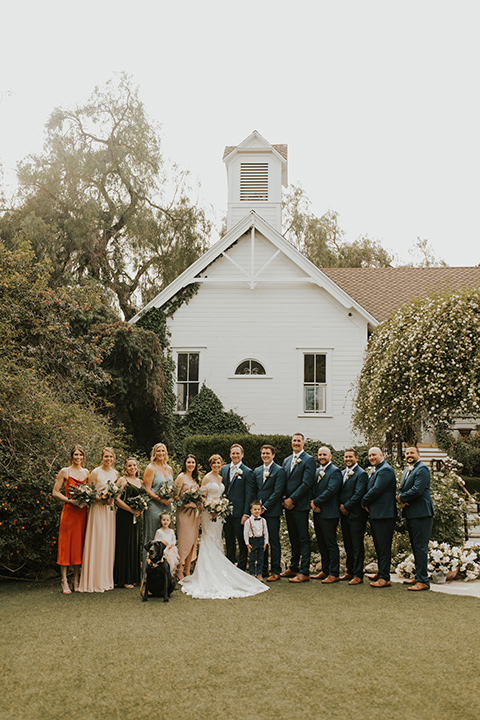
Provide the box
[1,578,479,720]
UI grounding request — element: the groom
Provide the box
[220,444,252,571]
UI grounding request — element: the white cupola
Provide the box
[223,130,288,233]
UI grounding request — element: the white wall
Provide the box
[168,232,368,449]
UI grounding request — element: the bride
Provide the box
[180,454,269,599]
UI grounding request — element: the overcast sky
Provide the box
[1,1,479,266]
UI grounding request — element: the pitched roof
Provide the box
[222,143,288,161]
[320,267,480,323]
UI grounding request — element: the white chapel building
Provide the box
[131,131,480,448]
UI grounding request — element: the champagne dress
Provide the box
[176,477,201,575]
[78,468,116,593]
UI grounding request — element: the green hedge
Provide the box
[183,434,369,472]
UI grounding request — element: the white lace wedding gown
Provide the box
[180,481,269,599]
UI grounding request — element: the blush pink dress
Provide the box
[176,478,201,576]
[78,468,116,593]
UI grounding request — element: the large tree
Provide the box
[2,74,211,319]
[282,185,395,268]
[352,288,480,456]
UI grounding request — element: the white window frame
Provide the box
[297,348,333,417]
[173,348,204,414]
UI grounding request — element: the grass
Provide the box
[1,578,479,720]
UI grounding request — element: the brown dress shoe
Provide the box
[366,573,379,581]
[402,578,417,585]
[322,575,340,584]
[279,569,298,578]
[408,582,430,591]
[288,574,310,583]
[339,573,354,581]
[267,574,280,582]
[370,578,391,588]
[310,571,328,580]
[348,576,363,585]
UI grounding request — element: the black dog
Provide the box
[142,540,176,602]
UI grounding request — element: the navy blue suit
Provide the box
[362,460,396,581]
[282,451,316,576]
[398,460,434,585]
[312,463,343,577]
[220,462,252,571]
[339,465,368,578]
[247,462,286,575]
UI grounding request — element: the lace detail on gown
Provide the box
[180,481,269,600]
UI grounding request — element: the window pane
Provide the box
[304,385,318,412]
[304,354,314,383]
[177,353,188,381]
[188,353,199,381]
[235,360,251,375]
[250,361,266,375]
[315,354,326,383]
[188,383,199,407]
[176,383,187,412]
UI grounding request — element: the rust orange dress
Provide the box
[56,476,88,566]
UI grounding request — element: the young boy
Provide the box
[243,500,269,580]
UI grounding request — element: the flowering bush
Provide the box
[396,540,480,581]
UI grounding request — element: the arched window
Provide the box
[235,359,266,376]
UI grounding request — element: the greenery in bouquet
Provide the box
[176,487,202,509]
[126,494,149,513]
[157,480,175,501]
[203,496,232,522]
[98,481,122,508]
[68,483,97,507]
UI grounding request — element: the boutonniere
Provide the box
[406,464,414,475]
[294,457,302,466]
[234,468,243,477]
[264,471,271,478]
[318,470,326,479]
[346,469,354,478]
[367,466,375,477]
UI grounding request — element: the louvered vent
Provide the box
[240,163,268,201]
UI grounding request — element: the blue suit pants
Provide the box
[370,518,395,580]
[285,508,311,576]
[313,515,339,577]
[406,516,433,586]
[340,514,367,578]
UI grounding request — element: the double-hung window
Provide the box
[303,352,327,414]
[176,352,199,412]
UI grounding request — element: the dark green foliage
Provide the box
[436,428,480,478]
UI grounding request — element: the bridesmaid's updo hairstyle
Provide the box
[69,445,86,465]
[101,446,116,463]
[150,442,168,463]
[123,457,139,477]
[209,454,223,467]
[181,454,199,480]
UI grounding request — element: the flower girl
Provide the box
[154,512,179,575]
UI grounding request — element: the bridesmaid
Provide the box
[114,457,143,589]
[174,454,202,580]
[142,443,173,554]
[78,447,118,593]
[52,445,89,594]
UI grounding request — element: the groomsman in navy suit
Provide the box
[280,433,316,583]
[397,446,434,591]
[220,444,252,571]
[362,447,397,588]
[247,444,286,581]
[310,447,343,583]
[339,448,368,585]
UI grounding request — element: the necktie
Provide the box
[290,455,297,471]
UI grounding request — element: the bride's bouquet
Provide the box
[98,480,122,510]
[203,496,232,522]
[68,483,97,507]
[126,494,149,524]
[176,487,203,511]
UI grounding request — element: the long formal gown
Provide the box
[176,477,201,575]
[56,475,88,566]
[180,481,269,599]
[143,471,173,565]
[154,527,179,575]
[78,468,116,593]
[114,480,142,586]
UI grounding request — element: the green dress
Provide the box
[114,480,143,586]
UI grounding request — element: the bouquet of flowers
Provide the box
[176,487,203,510]
[157,480,175,501]
[98,480,122,510]
[126,494,149,524]
[203,496,233,522]
[68,483,97,507]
